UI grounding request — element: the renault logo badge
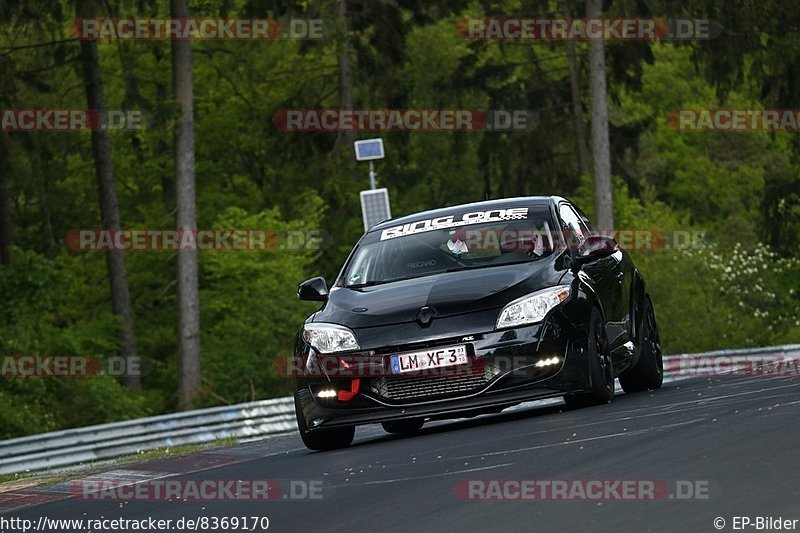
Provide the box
[416,306,437,327]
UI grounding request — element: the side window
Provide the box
[346,248,371,285]
[558,204,588,248]
[574,207,598,236]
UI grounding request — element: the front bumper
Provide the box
[294,308,594,431]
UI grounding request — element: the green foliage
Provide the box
[0,248,152,438]
[615,44,798,250]
[637,242,800,353]
[198,196,325,404]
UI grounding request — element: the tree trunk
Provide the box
[0,133,13,265]
[0,175,11,266]
[562,0,591,178]
[336,0,362,189]
[336,0,355,152]
[587,0,614,229]
[76,0,139,389]
[171,0,201,410]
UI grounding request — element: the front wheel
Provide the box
[564,307,614,409]
[619,295,663,393]
[294,394,355,451]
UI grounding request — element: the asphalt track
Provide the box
[4,372,800,533]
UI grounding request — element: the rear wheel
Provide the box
[382,418,424,435]
[294,394,355,451]
[619,296,663,393]
[564,308,614,409]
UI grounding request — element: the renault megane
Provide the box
[292,196,662,450]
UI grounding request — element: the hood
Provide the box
[313,259,565,329]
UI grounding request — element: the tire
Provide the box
[564,307,614,409]
[619,295,663,393]
[382,418,424,434]
[294,394,355,451]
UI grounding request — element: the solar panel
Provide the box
[354,138,385,161]
[360,188,392,231]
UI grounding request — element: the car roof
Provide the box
[369,196,564,232]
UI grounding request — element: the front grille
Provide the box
[369,359,502,402]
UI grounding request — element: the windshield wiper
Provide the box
[347,273,433,288]
[346,280,389,288]
[445,259,535,273]
[348,261,538,287]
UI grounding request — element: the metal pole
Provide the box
[369,161,376,190]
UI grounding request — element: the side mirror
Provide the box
[572,235,618,269]
[298,276,329,301]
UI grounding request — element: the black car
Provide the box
[292,196,662,450]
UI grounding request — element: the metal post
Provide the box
[369,161,376,190]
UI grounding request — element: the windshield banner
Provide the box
[379,207,530,240]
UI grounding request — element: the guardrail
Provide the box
[0,397,296,476]
[1,343,798,476]
[662,343,800,375]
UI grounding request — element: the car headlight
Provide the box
[302,323,360,354]
[496,285,571,329]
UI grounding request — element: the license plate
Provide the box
[390,345,468,374]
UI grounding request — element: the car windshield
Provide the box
[343,207,555,287]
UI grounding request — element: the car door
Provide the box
[558,203,627,368]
